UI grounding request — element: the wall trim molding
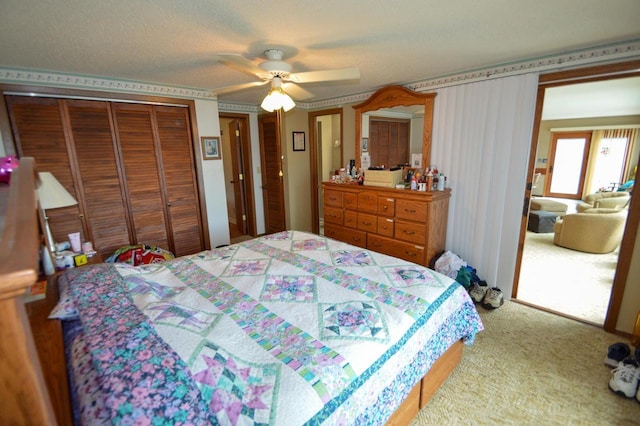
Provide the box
[1,39,639,110]
[0,68,215,100]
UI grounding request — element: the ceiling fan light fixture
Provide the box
[261,87,295,112]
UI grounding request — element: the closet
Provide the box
[6,95,205,258]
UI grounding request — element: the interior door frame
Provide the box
[512,60,640,333]
[308,107,343,235]
[545,131,592,199]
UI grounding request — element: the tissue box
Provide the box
[364,169,403,188]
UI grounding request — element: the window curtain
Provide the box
[586,128,638,193]
[431,73,538,299]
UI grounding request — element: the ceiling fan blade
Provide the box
[282,82,314,101]
[287,67,360,84]
[216,54,264,77]
[212,80,269,96]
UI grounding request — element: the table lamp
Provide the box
[36,172,78,255]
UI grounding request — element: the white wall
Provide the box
[194,99,230,247]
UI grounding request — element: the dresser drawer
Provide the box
[395,220,426,244]
[377,217,394,237]
[368,234,425,264]
[344,210,358,228]
[357,212,378,233]
[378,196,395,217]
[324,206,344,225]
[324,224,367,248]
[357,192,378,213]
[396,199,427,222]
[324,189,343,208]
[344,192,358,210]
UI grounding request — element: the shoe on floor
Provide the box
[604,342,631,368]
[481,287,504,310]
[609,357,640,398]
[469,280,488,304]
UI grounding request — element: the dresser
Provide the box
[322,183,450,266]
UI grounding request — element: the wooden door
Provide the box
[154,105,204,256]
[7,96,85,244]
[228,119,248,235]
[259,113,286,233]
[64,99,132,256]
[111,103,170,250]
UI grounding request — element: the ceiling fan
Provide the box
[213,49,360,111]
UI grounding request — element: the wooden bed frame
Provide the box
[0,157,462,425]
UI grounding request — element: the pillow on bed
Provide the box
[49,276,79,320]
[105,244,174,266]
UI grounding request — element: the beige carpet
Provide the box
[516,230,618,324]
[411,301,639,425]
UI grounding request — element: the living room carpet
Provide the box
[516,230,618,324]
[412,301,639,425]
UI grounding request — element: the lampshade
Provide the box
[260,76,296,112]
[37,172,77,210]
[261,88,296,112]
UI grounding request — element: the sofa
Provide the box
[576,191,630,212]
[553,208,628,254]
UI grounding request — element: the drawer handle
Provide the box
[405,251,417,257]
[403,230,416,235]
[404,208,417,213]
[361,221,372,226]
[329,196,337,201]
[383,205,388,210]
[372,243,382,248]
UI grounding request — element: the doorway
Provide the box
[308,108,343,235]
[513,62,640,330]
[219,113,256,242]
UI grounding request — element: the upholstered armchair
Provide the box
[576,191,630,212]
[553,209,628,253]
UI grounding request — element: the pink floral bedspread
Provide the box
[60,231,483,425]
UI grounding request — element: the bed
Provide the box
[0,158,483,425]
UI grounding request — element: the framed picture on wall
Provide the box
[201,136,221,160]
[293,131,305,151]
[362,137,369,152]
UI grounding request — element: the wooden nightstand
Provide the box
[25,254,103,426]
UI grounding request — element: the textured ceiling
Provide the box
[0,0,639,108]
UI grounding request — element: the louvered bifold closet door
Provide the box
[154,106,204,256]
[111,103,170,251]
[64,100,132,256]
[7,96,84,243]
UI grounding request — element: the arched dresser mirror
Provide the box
[353,85,436,171]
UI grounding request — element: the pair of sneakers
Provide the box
[606,342,640,401]
[468,281,504,310]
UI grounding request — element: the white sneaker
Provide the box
[481,287,504,310]
[469,281,488,304]
[609,358,640,398]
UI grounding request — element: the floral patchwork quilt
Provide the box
[59,231,483,425]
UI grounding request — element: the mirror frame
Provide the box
[353,85,436,170]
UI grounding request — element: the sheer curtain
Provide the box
[585,128,638,193]
[431,73,538,299]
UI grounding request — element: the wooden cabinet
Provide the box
[6,96,205,259]
[322,183,450,266]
